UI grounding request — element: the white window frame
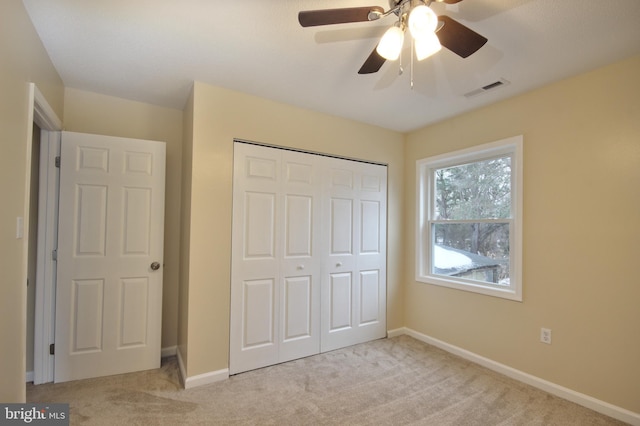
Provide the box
[416,135,523,301]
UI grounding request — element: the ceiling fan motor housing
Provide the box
[389,0,436,9]
[388,0,433,19]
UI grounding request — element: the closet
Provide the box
[230,142,387,374]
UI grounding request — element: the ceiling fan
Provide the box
[298,0,487,74]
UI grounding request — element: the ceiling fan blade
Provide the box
[358,46,386,74]
[441,0,465,4]
[298,6,384,27]
[436,15,488,58]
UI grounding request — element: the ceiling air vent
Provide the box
[464,78,510,98]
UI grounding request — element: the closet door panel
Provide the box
[330,198,354,255]
[354,165,387,342]
[242,278,275,348]
[329,272,353,331]
[360,270,380,325]
[282,276,312,341]
[230,144,281,374]
[278,150,322,363]
[284,195,312,257]
[321,159,387,352]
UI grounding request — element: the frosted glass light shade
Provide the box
[415,32,441,60]
[408,4,438,40]
[376,26,404,61]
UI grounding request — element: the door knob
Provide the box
[297,264,305,270]
[336,262,343,267]
[150,261,161,271]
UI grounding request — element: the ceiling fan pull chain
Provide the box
[399,42,404,75]
[410,36,415,89]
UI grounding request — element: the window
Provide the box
[416,136,523,301]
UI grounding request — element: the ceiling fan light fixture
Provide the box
[414,31,441,60]
[297,0,489,75]
[376,25,405,61]
[408,4,438,40]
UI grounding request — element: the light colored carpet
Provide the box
[27,335,626,425]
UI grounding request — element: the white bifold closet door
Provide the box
[230,142,387,375]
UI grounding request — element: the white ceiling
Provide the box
[22,0,640,132]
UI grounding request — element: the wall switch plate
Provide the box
[540,328,552,344]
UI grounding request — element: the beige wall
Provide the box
[404,55,640,413]
[0,0,64,402]
[180,81,405,377]
[63,88,184,350]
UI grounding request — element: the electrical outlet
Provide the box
[540,328,552,344]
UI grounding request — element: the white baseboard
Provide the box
[161,345,177,358]
[183,368,229,390]
[386,328,406,338]
[176,346,229,390]
[397,327,640,426]
[26,371,34,383]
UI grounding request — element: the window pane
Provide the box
[432,222,510,285]
[434,156,511,220]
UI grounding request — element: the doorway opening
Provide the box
[26,83,62,386]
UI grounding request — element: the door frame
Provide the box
[29,83,62,384]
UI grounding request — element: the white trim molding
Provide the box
[176,347,229,390]
[176,348,187,388]
[386,328,406,338]
[415,135,523,302]
[161,346,177,358]
[30,82,62,385]
[183,368,229,390]
[396,328,639,425]
[32,84,62,131]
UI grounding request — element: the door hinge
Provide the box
[49,343,55,355]
[52,249,57,261]
[55,156,61,168]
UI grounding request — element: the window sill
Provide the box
[416,274,522,302]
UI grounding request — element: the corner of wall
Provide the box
[177,85,195,376]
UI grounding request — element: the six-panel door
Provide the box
[55,131,165,382]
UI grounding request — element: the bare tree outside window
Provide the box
[433,157,511,284]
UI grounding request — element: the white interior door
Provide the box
[321,158,387,352]
[54,131,166,382]
[230,143,322,374]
